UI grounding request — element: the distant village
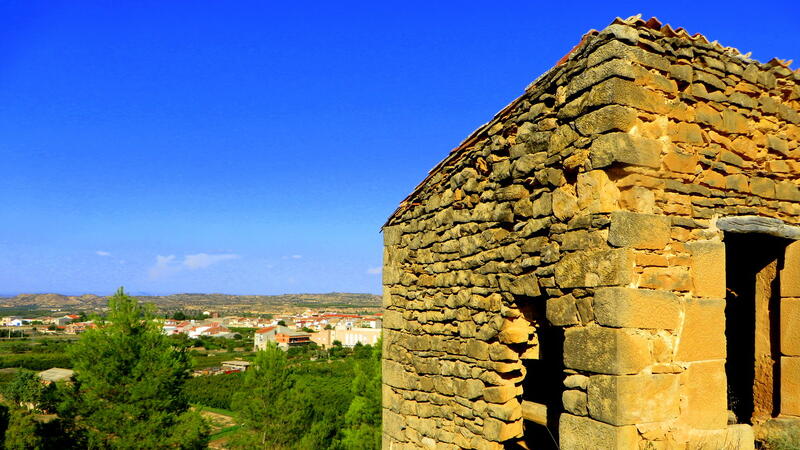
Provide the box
[1,309,383,352]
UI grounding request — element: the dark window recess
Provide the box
[514,301,562,450]
[724,232,789,424]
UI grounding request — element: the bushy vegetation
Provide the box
[0,291,382,449]
[0,354,73,371]
[184,373,245,410]
[762,427,800,450]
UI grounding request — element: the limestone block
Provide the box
[781,357,800,416]
[486,398,522,422]
[561,230,606,251]
[587,374,679,425]
[663,146,699,173]
[685,425,755,450]
[594,287,680,329]
[577,170,621,214]
[559,414,639,450]
[563,389,588,415]
[638,266,692,292]
[563,326,652,375]
[553,187,579,221]
[484,384,518,404]
[574,104,638,135]
[776,181,800,202]
[586,78,670,115]
[589,132,663,169]
[547,294,580,326]
[781,298,800,356]
[482,417,522,442]
[383,409,407,442]
[751,177,776,199]
[453,378,484,400]
[681,361,728,429]
[498,326,529,345]
[383,309,404,329]
[506,272,541,297]
[488,342,517,361]
[780,241,800,297]
[555,248,634,288]
[619,186,655,213]
[686,240,726,299]
[564,374,590,390]
[608,211,670,250]
[384,359,415,390]
[676,298,726,362]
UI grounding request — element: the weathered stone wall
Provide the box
[383,16,799,450]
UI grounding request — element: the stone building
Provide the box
[381,16,800,449]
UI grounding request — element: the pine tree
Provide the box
[231,342,294,449]
[340,340,382,449]
[64,287,208,449]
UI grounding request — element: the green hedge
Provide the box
[183,372,244,410]
[0,354,72,370]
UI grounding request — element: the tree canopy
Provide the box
[64,287,208,449]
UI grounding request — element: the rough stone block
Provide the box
[383,359,414,390]
[638,266,692,292]
[686,425,755,450]
[506,272,541,297]
[577,170,621,214]
[781,298,800,356]
[555,248,634,288]
[546,294,580,326]
[594,287,680,329]
[483,384,517,404]
[563,389,588,415]
[608,211,670,249]
[589,132,663,169]
[676,298,726,362]
[482,417,522,442]
[781,357,800,416]
[486,398,522,422]
[383,409,407,442]
[453,378,485,400]
[559,414,639,450]
[681,361,728,429]
[575,104,638,135]
[563,326,651,375]
[587,374,679,425]
[552,187,579,221]
[780,241,800,297]
[686,240,726,299]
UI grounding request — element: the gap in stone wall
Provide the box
[518,300,562,450]
[724,232,790,424]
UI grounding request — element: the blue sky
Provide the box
[1,1,798,296]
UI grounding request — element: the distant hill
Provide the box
[0,292,382,313]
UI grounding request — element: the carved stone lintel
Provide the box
[717,216,800,240]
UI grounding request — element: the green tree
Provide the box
[2,370,48,410]
[64,288,208,449]
[231,342,293,448]
[340,340,382,449]
[4,408,44,449]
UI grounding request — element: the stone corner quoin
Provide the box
[381,14,799,450]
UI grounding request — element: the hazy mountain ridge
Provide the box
[0,292,381,312]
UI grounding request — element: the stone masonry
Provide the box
[382,16,799,450]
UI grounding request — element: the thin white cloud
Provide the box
[148,255,177,279]
[282,254,303,260]
[148,253,240,279]
[96,251,111,256]
[183,253,239,269]
[366,267,382,275]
